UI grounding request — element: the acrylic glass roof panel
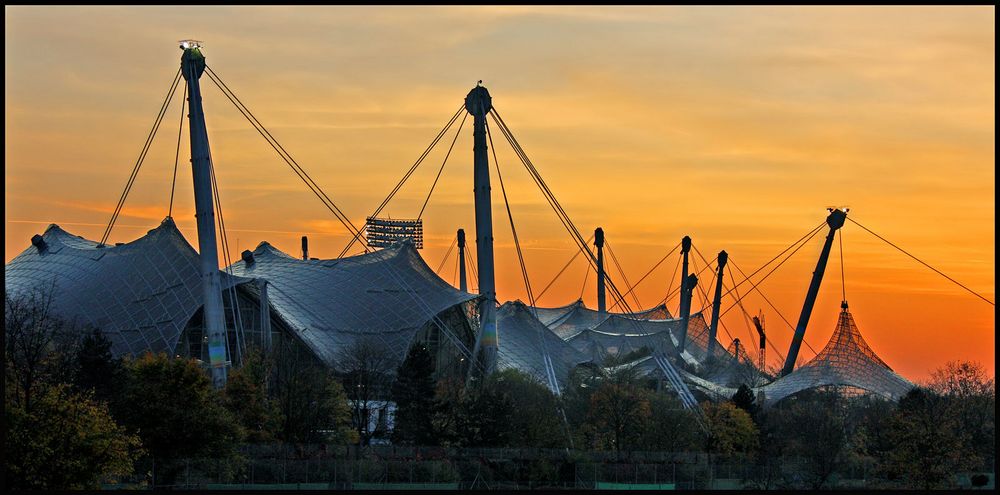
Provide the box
[496,301,590,392]
[228,241,477,369]
[4,218,250,357]
[531,300,674,340]
[759,305,913,405]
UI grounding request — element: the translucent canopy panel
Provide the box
[529,299,673,340]
[4,217,250,357]
[759,304,913,405]
[228,240,477,370]
[496,301,590,392]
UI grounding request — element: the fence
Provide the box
[102,445,984,490]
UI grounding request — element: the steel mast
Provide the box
[780,208,848,376]
[466,84,498,374]
[180,40,228,388]
[595,227,607,315]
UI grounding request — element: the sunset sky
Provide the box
[5,6,994,381]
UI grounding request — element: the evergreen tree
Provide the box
[73,326,123,404]
[731,383,758,416]
[391,344,437,445]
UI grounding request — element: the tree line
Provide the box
[4,289,995,489]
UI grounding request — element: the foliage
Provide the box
[5,383,142,489]
[73,326,124,404]
[272,339,355,445]
[928,360,995,471]
[455,373,516,447]
[641,392,701,452]
[769,389,847,488]
[391,344,438,445]
[337,338,394,446]
[582,365,652,453]
[492,369,567,448]
[117,352,244,461]
[702,401,758,457]
[881,387,974,489]
[223,350,282,443]
[731,383,758,416]
[5,287,76,410]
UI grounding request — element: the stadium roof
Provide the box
[530,299,672,340]
[4,217,250,357]
[759,303,914,405]
[496,301,590,392]
[228,240,478,370]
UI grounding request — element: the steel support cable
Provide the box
[579,263,592,300]
[535,233,594,301]
[716,222,826,304]
[168,80,188,218]
[486,121,536,309]
[418,112,468,220]
[722,262,764,363]
[728,257,818,358]
[453,247,460,287]
[687,248,734,342]
[466,248,479,290]
[489,109,597,275]
[202,67,366,249]
[488,120,563,396]
[101,68,183,245]
[435,237,457,274]
[209,153,246,365]
[338,104,466,257]
[689,246,719,314]
[839,229,846,302]
[203,68,364,247]
[720,224,823,319]
[656,254,683,309]
[726,260,793,363]
[490,108,702,418]
[489,111,590,275]
[605,239,643,309]
[663,257,719,310]
[607,241,681,312]
[847,217,994,306]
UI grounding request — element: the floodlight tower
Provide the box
[780,208,848,377]
[595,227,607,315]
[180,40,228,388]
[466,84,498,374]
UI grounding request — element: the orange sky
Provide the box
[5,6,994,381]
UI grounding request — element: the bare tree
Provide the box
[336,337,394,447]
[5,286,76,411]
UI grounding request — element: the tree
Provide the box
[5,287,75,411]
[882,387,973,489]
[5,383,142,489]
[702,401,758,457]
[731,384,758,417]
[928,360,995,472]
[223,350,281,443]
[73,326,124,405]
[493,369,567,448]
[771,390,847,488]
[272,338,354,445]
[391,344,438,445]
[456,372,515,447]
[584,365,652,454]
[642,392,701,452]
[116,353,243,486]
[337,338,395,446]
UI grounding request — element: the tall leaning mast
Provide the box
[180,40,229,388]
[466,83,498,375]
